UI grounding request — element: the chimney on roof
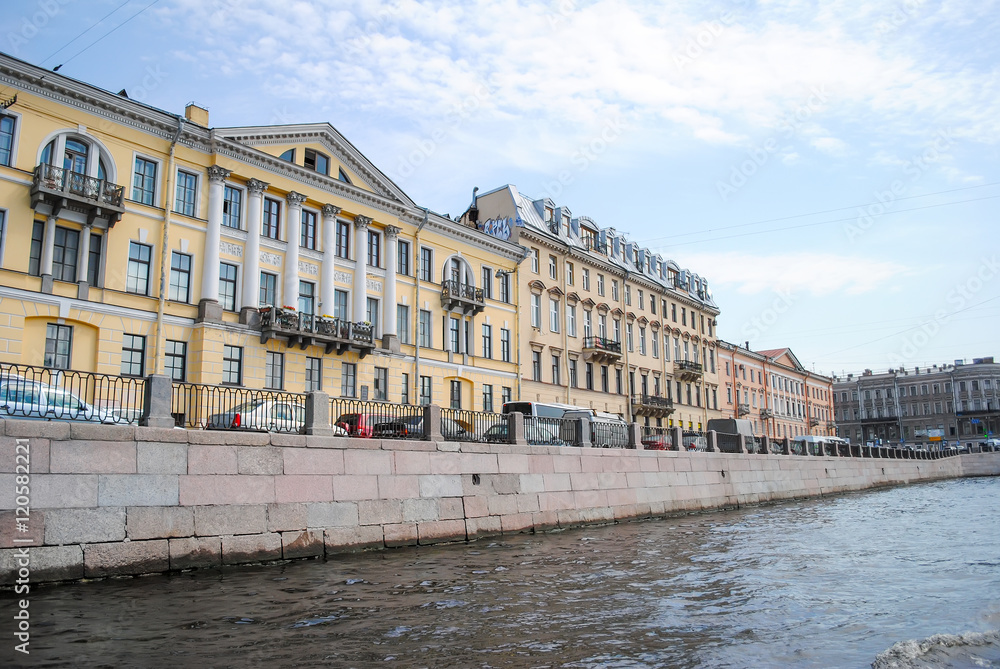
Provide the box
[745,341,750,350]
[185,103,209,127]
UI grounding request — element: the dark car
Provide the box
[372,415,472,440]
[482,422,566,446]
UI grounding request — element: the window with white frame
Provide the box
[299,281,315,315]
[500,328,511,362]
[482,384,494,412]
[397,239,410,275]
[366,297,379,333]
[219,262,238,311]
[262,198,281,239]
[223,185,242,229]
[333,289,348,320]
[51,227,79,282]
[222,345,242,385]
[567,304,577,337]
[549,298,559,332]
[127,241,152,295]
[44,323,72,370]
[265,351,284,389]
[165,340,186,381]
[419,309,432,347]
[397,304,410,344]
[306,357,322,391]
[260,272,277,307]
[132,156,158,206]
[481,267,493,300]
[300,209,317,250]
[374,367,388,401]
[336,220,350,258]
[341,362,357,397]
[0,114,15,166]
[169,251,191,302]
[367,229,381,267]
[482,323,492,358]
[419,375,432,405]
[174,169,198,216]
[530,294,541,328]
[121,334,145,377]
[548,255,557,280]
[419,247,433,281]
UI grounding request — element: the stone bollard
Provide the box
[671,426,684,452]
[304,390,333,436]
[737,433,747,454]
[761,435,771,455]
[578,418,593,448]
[707,430,719,453]
[628,422,642,450]
[140,374,175,428]
[423,404,443,441]
[508,411,527,446]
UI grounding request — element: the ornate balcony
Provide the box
[582,335,622,364]
[632,393,674,418]
[583,236,607,254]
[30,164,125,228]
[440,280,485,315]
[809,417,820,427]
[760,408,774,419]
[259,307,375,358]
[737,403,751,417]
[675,359,703,381]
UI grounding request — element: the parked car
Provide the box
[0,379,123,424]
[334,413,384,438]
[482,422,566,446]
[641,433,674,450]
[682,431,708,451]
[208,399,306,432]
[562,409,629,448]
[371,414,471,440]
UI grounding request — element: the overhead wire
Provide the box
[51,0,164,72]
[39,0,134,67]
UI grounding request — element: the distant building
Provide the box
[832,357,1000,447]
[461,185,722,430]
[717,342,835,438]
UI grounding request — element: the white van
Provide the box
[561,408,629,448]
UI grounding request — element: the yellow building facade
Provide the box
[462,185,723,431]
[0,53,522,412]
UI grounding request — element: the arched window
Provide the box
[38,132,114,182]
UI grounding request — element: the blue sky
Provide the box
[5,0,999,377]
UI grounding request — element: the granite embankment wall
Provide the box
[2,419,999,584]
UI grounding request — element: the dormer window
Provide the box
[304,148,329,175]
[544,206,553,222]
[279,148,295,163]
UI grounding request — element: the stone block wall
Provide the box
[1,418,996,584]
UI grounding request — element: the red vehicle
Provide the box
[334,413,378,438]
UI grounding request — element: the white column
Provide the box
[242,178,268,309]
[352,215,371,322]
[201,165,230,303]
[384,225,401,336]
[40,215,56,277]
[283,191,306,309]
[320,204,341,315]
[77,224,92,283]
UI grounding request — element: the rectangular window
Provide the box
[482,324,493,358]
[419,309,432,347]
[450,380,462,409]
[122,334,146,376]
[0,114,14,166]
[498,273,511,303]
[549,299,559,333]
[262,198,281,239]
[132,157,157,206]
[304,148,329,175]
[586,362,594,390]
[265,351,284,389]
[481,267,493,300]
[300,209,317,249]
[169,252,191,302]
[363,301,378,340]
[29,221,43,276]
[501,386,512,406]
[482,384,494,412]
[367,229,381,267]
[500,328,511,362]
[397,239,410,275]
[341,362,357,397]
[223,185,242,229]
[531,248,539,273]
[260,272,277,307]
[419,376,432,405]
[374,367,388,401]
[449,316,460,352]
[44,323,72,369]
[127,241,152,295]
[624,285,631,306]
[333,289,348,320]
[616,368,623,394]
[306,357,322,391]
[87,232,102,287]
[420,247,433,282]
[397,304,410,344]
[401,373,410,404]
[531,294,541,328]
[566,261,574,285]
[164,340,186,381]
[569,359,578,388]
[299,280,315,315]
[548,255,557,280]
[639,327,646,355]
[174,170,198,217]
[51,226,79,282]
[219,262,238,311]
[567,305,577,337]
[612,280,619,301]
[336,221,350,258]
[532,351,542,381]
[601,365,609,393]
[222,345,243,385]
[582,268,590,291]
[597,274,605,296]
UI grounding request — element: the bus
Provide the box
[790,435,851,456]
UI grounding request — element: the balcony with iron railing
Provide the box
[582,236,607,255]
[760,408,774,419]
[809,417,820,427]
[582,335,622,363]
[737,403,751,417]
[259,307,375,358]
[440,280,485,315]
[632,393,675,417]
[675,359,704,380]
[30,164,126,227]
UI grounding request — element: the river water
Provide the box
[3,477,999,668]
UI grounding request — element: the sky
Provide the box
[4,0,999,378]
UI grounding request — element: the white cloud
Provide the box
[811,136,848,156]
